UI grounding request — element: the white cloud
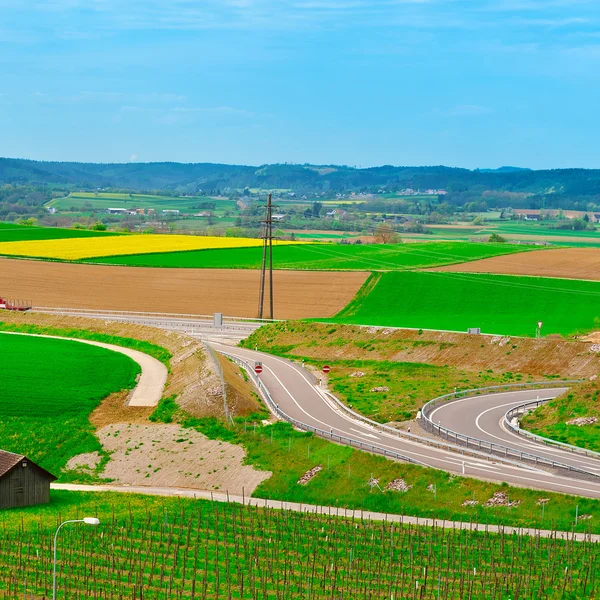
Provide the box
[1,0,597,38]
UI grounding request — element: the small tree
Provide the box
[488,233,507,243]
[374,223,400,244]
[92,221,107,231]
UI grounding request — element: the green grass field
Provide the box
[0,333,140,477]
[252,356,533,423]
[0,321,172,365]
[51,192,237,213]
[332,271,600,336]
[1,490,598,600]
[84,241,529,270]
[0,222,119,242]
[522,381,600,452]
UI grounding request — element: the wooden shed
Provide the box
[0,450,56,510]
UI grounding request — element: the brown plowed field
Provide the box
[432,247,600,281]
[0,258,367,318]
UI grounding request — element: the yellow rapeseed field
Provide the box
[0,235,299,260]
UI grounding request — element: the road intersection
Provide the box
[39,308,600,499]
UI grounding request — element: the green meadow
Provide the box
[0,222,119,242]
[332,271,600,337]
[84,241,529,270]
[51,192,237,213]
[0,332,140,477]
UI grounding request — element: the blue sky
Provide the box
[1,0,599,169]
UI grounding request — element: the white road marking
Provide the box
[475,403,600,471]
[218,346,600,494]
[429,390,565,422]
[350,428,379,439]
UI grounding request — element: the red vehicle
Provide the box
[0,296,32,311]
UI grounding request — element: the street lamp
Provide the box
[53,518,100,600]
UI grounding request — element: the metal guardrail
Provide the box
[418,380,599,479]
[217,350,429,468]
[319,391,542,471]
[505,399,600,460]
[32,306,277,325]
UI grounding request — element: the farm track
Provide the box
[0,331,167,406]
[52,483,600,542]
[432,247,600,280]
[0,258,367,319]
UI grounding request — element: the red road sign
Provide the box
[322,365,331,374]
[255,364,263,374]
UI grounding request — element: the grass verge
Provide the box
[310,358,534,422]
[150,399,600,534]
[522,380,600,453]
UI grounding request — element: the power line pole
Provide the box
[258,193,274,319]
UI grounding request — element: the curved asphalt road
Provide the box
[39,309,600,499]
[214,343,600,499]
[429,388,600,477]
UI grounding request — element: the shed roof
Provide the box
[0,450,56,481]
[0,450,24,477]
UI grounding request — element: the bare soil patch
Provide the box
[90,390,153,428]
[432,248,600,281]
[66,452,102,472]
[217,353,263,419]
[99,422,270,493]
[0,258,367,318]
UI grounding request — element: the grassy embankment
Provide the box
[84,241,531,270]
[1,490,598,600]
[304,359,532,422]
[522,380,600,452]
[0,332,140,479]
[239,321,598,423]
[152,379,599,533]
[331,270,600,337]
[235,321,599,491]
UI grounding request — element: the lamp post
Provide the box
[53,518,100,600]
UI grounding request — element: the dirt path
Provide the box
[0,258,367,318]
[431,247,600,281]
[51,483,599,543]
[0,331,167,406]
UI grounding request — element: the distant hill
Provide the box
[2,158,600,208]
[476,166,533,173]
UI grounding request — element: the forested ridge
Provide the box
[3,157,600,211]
